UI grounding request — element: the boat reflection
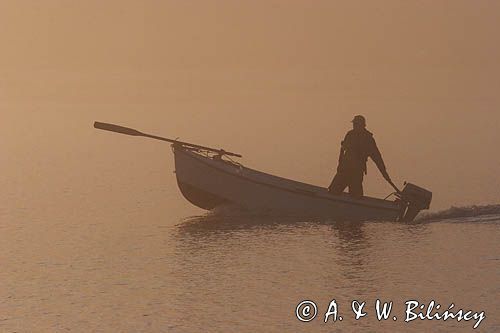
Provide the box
[176,212,363,238]
[172,211,432,298]
[174,211,374,256]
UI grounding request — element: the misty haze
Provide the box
[1,1,499,332]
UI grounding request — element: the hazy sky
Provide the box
[2,1,500,210]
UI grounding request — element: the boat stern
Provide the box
[398,183,433,222]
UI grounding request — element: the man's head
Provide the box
[352,115,366,130]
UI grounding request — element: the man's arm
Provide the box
[369,137,391,181]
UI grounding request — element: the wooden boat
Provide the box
[94,121,432,221]
[173,146,431,221]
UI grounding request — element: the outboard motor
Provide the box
[397,182,432,222]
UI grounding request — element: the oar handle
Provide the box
[388,180,402,194]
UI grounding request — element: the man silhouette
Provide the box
[328,115,392,197]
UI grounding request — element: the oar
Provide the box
[93,121,242,158]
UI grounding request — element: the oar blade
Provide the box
[94,121,143,136]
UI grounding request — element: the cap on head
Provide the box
[352,115,366,126]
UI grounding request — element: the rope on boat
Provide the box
[172,144,244,170]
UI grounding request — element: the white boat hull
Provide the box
[173,147,402,221]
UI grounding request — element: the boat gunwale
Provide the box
[174,147,401,213]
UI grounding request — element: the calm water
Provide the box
[1,144,499,332]
[1,201,499,332]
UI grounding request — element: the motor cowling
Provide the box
[398,182,432,222]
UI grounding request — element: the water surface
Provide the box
[1,193,498,332]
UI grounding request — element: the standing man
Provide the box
[328,115,392,197]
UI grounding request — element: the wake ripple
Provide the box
[417,204,500,222]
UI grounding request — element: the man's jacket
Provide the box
[338,129,387,176]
